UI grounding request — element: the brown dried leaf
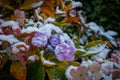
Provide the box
[0,54,8,69]
[40,4,55,18]
[63,4,72,12]
[10,15,16,21]
[10,61,26,80]
[62,17,80,23]
[56,0,65,9]
[44,0,55,8]
[0,0,14,10]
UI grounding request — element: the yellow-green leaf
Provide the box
[10,61,26,80]
[84,40,109,50]
[68,61,80,66]
[54,22,65,27]
[75,50,86,60]
[20,0,43,10]
[46,62,68,80]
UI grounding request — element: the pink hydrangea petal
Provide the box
[16,55,26,65]
[14,28,21,36]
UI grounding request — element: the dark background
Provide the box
[75,0,120,37]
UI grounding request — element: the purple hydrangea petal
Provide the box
[56,54,65,61]
[34,32,44,37]
[54,43,75,61]
[65,40,71,45]
[49,35,61,47]
[31,32,47,47]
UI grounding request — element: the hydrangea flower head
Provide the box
[54,43,75,61]
[31,32,47,47]
[48,35,61,47]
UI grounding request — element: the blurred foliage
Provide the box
[77,0,120,37]
[0,60,17,80]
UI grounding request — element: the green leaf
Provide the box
[0,60,17,80]
[54,22,65,27]
[46,60,69,80]
[84,40,106,50]
[20,0,38,10]
[46,65,67,80]
[75,50,86,60]
[26,61,45,80]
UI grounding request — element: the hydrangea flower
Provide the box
[48,35,61,47]
[11,42,29,54]
[11,42,30,65]
[54,43,75,61]
[88,61,101,73]
[59,33,75,48]
[1,21,21,36]
[70,66,88,80]
[31,32,47,47]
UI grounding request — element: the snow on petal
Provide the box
[59,33,75,48]
[39,23,63,38]
[11,42,30,54]
[1,20,20,29]
[21,27,39,34]
[0,35,19,44]
[71,1,82,9]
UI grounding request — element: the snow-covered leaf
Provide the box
[85,40,109,50]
